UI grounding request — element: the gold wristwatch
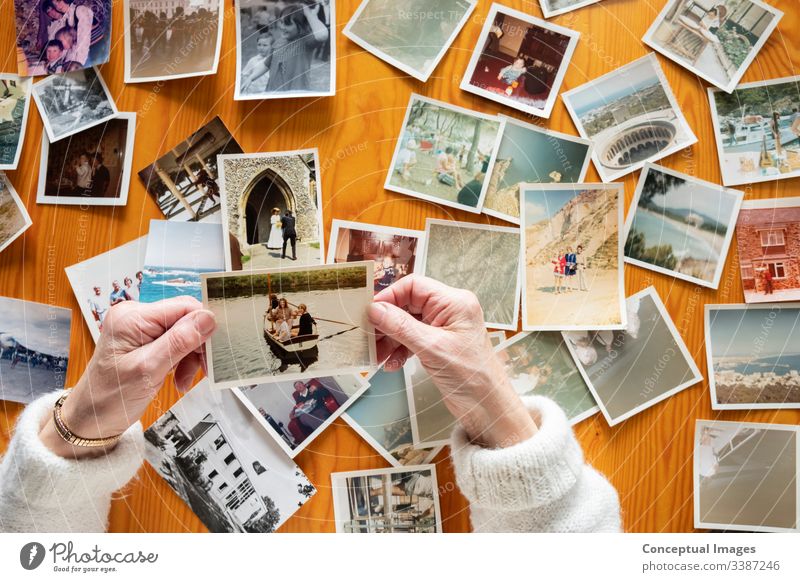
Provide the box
[53,393,123,448]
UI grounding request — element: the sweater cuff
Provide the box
[0,390,144,509]
[450,396,585,510]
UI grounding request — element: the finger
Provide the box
[368,301,437,355]
[140,309,217,381]
[382,344,410,371]
[373,274,456,318]
[174,351,203,392]
[375,334,406,364]
[125,296,204,340]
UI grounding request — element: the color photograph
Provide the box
[202,262,376,389]
[623,163,743,289]
[539,0,604,19]
[0,173,32,255]
[144,379,315,533]
[521,183,624,331]
[385,94,503,213]
[562,53,697,182]
[706,304,800,409]
[0,75,32,171]
[564,287,702,426]
[460,4,579,119]
[405,355,456,448]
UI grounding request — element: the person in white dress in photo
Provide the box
[267,207,283,249]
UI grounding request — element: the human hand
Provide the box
[367,275,536,448]
[39,297,216,459]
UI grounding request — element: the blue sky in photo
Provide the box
[569,58,660,118]
[145,219,226,269]
[524,188,583,225]
[709,307,800,358]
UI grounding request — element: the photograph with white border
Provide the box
[487,330,506,347]
[0,74,32,171]
[0,173,32,255]
[623,162,743,290]
[539,0,604,19]
[460,3,579,119]
[343,0,475,82]
[405,355,455,448]
[643,0,783,93]
[562,53,697,182]
[563,286,702,426]
[384,93,504,214]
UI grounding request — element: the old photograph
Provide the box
[483,114,592,225]
[422,218,520,330]
[14,0,112,76]
[0,296,71,404]
[327,219,424,294]
[495,331,598,424]
[563,287,702,426]
[562,53,697,182]
[624,163,743,289]
[460,4,579,119]
[235,0,335,99]
[0,75,32,171]
[708,75,800,187]
[219,150,323,270]
[343,0,475,82]
[331,465,441,533]
[139,116,243,223]
[36,112,136,206]
[0,173,32,255]
[64,236,147,342]
[203,262,377,390]
[643,0,783,93]
[521,183,624,331]
[737,197,800,303]
[31,67,117,143]
[124,0,224,83]
[144,378,315,533]
[695,420,798,532]
[539,0,603,19]
[405,355,456,447]
[385,94,504,213]
[706,304,800,409]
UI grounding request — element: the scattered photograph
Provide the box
[737,197,800,303]
[495,331,598,424]
[623,163,743,289]
[64,236,147,342]
[202,262,377,390]
[219,150,323,270]
[235,0,336,99]
[487,330,506,347]
[144,378,315,533]
[521,183,624,331]
[483,114,593,225]
[124,0,224,83]
[539,0,604,19]
[706,304,800,409]
[422,218,520,330]
[327,219,424,294]
[343,367,443,467]
[138,116,243,223]
[31,67,117,143]
[643,0,783,93]
[233,375,367,458]
[563,287,702,426]
[139,220,226,303]
[405,355,456,447]
[708,75,800,187]
[460,4,579,119]
[384,94,504,213]
[695,420,798,532]
[13,0,112,76]
[343,0,475,82]
[562,53,697,182]
[36,112,136,206]
[0,296,71,404]
[0,75,32,171]
[331,465,441,533]
[0,173,32,254]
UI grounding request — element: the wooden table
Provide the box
[1,0,798,533]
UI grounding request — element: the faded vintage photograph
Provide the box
[405,355,456,447]
[0,173,32,254]
[0,75,32,171]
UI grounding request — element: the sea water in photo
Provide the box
[140,267,220,302]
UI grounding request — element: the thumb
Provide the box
[368,301,433,355]
[140,309,217,381]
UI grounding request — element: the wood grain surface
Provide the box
[1,0,799,533]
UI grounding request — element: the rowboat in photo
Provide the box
[263,314,319,355]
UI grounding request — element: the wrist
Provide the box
[459,377,538,449]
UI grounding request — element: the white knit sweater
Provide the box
[0,392,621,532]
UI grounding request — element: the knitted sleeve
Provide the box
[0,391,144,533]
[450,396,622,532]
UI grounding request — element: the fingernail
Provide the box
[195,310,216,336]
[367,302,388,325]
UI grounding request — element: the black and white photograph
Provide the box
[0,296,71,404]
[31,66,117,142]
[124,0,224,83]
[0,74,32,171]
[539,0,604,19]
[0,173,32,255]
[343,0,475,82]
[233,375,367,458]
[36,112,136,206]
[563,287,702,426]
[694,420,798,533]
[331,465,442,533]
[235,0,335,99]
[405,355,456,448]
[144,379,315,533]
